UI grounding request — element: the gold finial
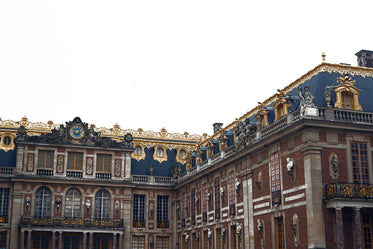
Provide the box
[322,52,326,62]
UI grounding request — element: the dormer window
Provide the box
[154,146,167,163]
[273,90,288,120]
[157,148,164,157]
[132,144,145,161]
[334,74,362,111]
[176,149,187,164]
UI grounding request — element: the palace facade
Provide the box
[1,50,373,249]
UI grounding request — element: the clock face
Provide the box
[70,125,84,139]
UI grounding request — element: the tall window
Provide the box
[156,237,169,249]
[157,196,169,228]
[351,142,369,184]
[37,150,54,169]
[34,187,52,217]
[132,236,145,249]
[96,154,112,173]
[0,231,6,249]
[94,190,110,219]
[93,235,109,249]
[362,211,373,249]
[133,194,145,228]
[0,188,9,223]
[32,233,49,249]
[67,152,83,171]
[64,235,79,249]
[65,188,82,218]
[276,217,285,249]
[231,226,237,249]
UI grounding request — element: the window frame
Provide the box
[96,154,112,173]
[67,152,83,171]
[37,150,54,169]
[133,194,145,228]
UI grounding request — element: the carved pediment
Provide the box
[16,117,133,150]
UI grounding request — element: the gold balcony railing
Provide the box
[324,183,373,200]
[20,216,124,229]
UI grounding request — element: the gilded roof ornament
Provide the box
[322,52,326,62]
[337,73,356,86]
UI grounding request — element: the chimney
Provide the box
[356,49,373,68]
[213,123,223,134]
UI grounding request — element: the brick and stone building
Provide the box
[1,50,373,249]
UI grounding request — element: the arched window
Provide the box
[65,188,82,218]
[94,189,110,219]
[34,187,52,217]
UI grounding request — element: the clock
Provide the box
[69,125,84,139]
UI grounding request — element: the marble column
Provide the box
[354,208,362,249]
[19,230,24,249]
[26,230,31,249]
[113,233,117,249]
[89,232,93,249]
[335,208,344,249]
[58,232,63,249]
[118,233,123,249]
[51,232,56,249]
[82,232,87,249]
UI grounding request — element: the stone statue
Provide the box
[286,158,294,172]
[298,86,316,116]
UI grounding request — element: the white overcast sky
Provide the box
[1,1,372,135]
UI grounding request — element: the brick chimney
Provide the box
[356,49,373,68]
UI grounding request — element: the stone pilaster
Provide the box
[335,208,344,249]
[58,232,63,249]
[19,230,24,249]
[302,145,326,249]
[26,230,31,249]
[113,233,117,249]
[354,208,362,249]
[124,152,131,180]
[9,187,23,249]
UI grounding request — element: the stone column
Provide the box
[58,232,63,249]
[82,232,87,249]
[354,208,362,249]
[118,233,123,249]
[335,208,344,249]
[26,230,31,249]
[51,231,56,249]
[113,233,117,249]
[89,232,93,249]
[19,230,25,249]
[302,145,326,249]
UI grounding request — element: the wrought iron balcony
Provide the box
[0,215,8,223]
[157,220,169,229]
[20,216,124,229]
[133,219,145,228]
[324,183,373,200]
